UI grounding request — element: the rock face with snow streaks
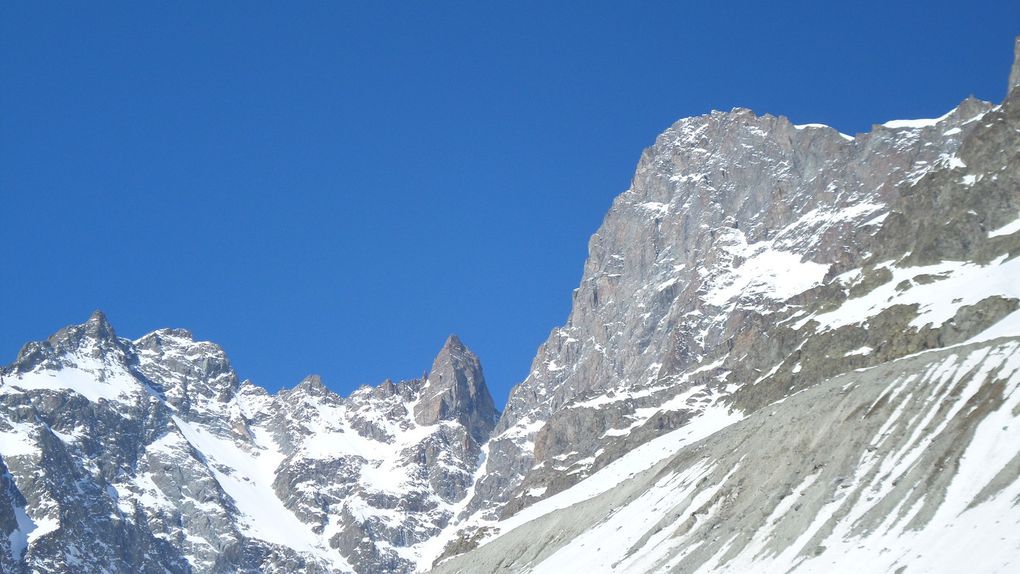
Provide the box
[414,335,498,444]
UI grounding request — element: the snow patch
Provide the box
[2,361,140,404]
[171,416,342,566]
[881,108,955,129]
[988,212,1020,238]
[812,256,1020,334]
[704,230,829,307]
[0,421,39,457]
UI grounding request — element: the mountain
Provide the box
[2,39,1020,574]
[428,39,1020,572]
[0,316,496,573]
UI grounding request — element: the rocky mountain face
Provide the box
[463,83,1005,518]
[0,317,496,573]
[2,40,1020,574]
[430,40,1020,572]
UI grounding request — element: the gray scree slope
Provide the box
[431,37,1020,572]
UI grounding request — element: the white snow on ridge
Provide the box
[5,473,55,562]
[881,108,956,129]
[168,416,352,571]
[863,211,889,226]
[967,309,1020,345]
[234,385,479,568]
[704,247,828,306]
[793,122,855,141]
[7,500,34,561]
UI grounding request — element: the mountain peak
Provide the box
[291,374,331,396]
[414,335,498,442]
[442,333,465,351]
[48,310,118,351]
[10,311,125,373]
[87,308,109,325]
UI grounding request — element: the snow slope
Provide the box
[433,339,1020,574]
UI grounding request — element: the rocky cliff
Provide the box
[428,38,1020,573]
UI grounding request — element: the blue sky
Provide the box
[2,2,1018,404]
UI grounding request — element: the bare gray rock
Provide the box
[414,335,499,444]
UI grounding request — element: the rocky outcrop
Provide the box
[414,335,499,443]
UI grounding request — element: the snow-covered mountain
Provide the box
[2,38,1020,574]
[0,318,496,573]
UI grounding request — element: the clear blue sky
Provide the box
[2,2,1018,404]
